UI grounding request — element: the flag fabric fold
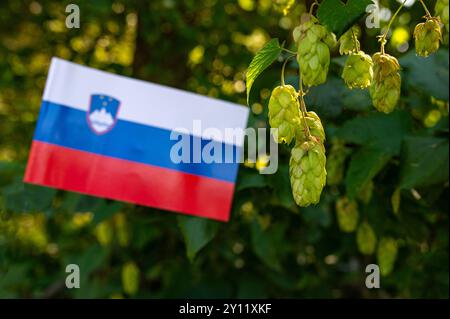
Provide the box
[24,57,249,222]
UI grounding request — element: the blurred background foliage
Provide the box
[0,0,448,298]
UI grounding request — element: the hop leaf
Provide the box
[377,237,398,276]
[289,140,327,207]
[122,262,140,296]
[335,197,359,233]
[294,16,337,87]
[342,51,373,89]
[370,52,401,113]
[326,139,350,186]
[414,17,442,57]
[356,222,377,255]
[268,85,301,144]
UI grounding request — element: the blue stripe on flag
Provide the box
[33,101,241,183]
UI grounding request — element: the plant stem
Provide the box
[298,71,311,138]
[379,0,407,54]
[281,54,296,86]
[309,0,320,15]
[299,95,311,138]
[282,48,297,55]
[418,0,432,17]
[281,58,288,86]
[351,27,359,52]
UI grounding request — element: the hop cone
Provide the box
[294,16,337,87]
[357,180,374,204]
[296,111,325,144]
[435,0,449,32]
[326,139,350,186]
[95,221,113,246]
[339,26,360,55]
[273,0,295,15]
[121,262,140,296]
[370,52,401,113]
[391,188,401,215]
[114,213,129,247]
[342,51,373,89]
[377,237,398,276]
[414,17,442,57]
[356,222,377,255]
[335,197,359,233]
[289,140,327,207]
[268,85,300,144]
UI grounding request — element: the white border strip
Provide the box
[42,57,249,146]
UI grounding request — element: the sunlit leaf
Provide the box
[246,38,282,104]
[177,216,220,261]
[317,0,372,38]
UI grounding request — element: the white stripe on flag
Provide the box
[43,57,249,146]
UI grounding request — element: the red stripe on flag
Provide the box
[24,141,234,221]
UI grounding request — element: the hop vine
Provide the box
[246,0,448,208]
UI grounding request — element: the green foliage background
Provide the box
[0,0,448,298]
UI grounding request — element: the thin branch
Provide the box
[378,0,407,54]
[298,72,311,138]
[418,0,432,17]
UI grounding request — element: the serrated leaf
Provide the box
[399,137,449,189]
[337,111,412,155]
[345,147,392,199]
[305,76,343,118]
[317,0,372,38]
[246,38,282,104]
[338,110,408,197]
[177,216,219,261]
[400,49,449,101]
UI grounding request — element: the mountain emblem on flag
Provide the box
[87,94,121,134]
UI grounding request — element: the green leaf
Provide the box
[304,72,372,116]
[400,49,449,101]
[2,178,56,213]
[301,205,332,228]
[337,111,412,155]
[246,38,281,104]
[399,137,449,189]
[64,245,109,299]
[177,216,220,261]
[250,221,285,272]
[236,169,267,191]
[92,201,123,224]
[268,164,296,209]
[317,0,372,38]
[305,76,343,118]
[236,275,268,299]
[0,161,24,187]
[345,147,392,199]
